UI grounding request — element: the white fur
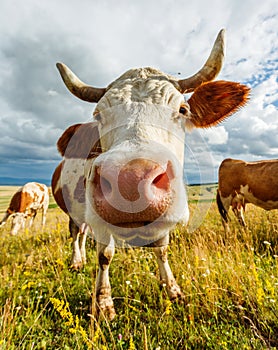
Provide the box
[59,158,87,226]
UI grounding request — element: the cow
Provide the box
[0,182,49,235]
[217,158,278,229]
[52,29,250,320]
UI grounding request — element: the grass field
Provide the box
[0,185,277,349]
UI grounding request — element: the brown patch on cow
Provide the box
[57,122,102,159]
[56,187,70,213]
[35,183,47,200]
[8,191,22,213]
[36,183,44,191]
[8,190,33,213]
[39,193,45,205]
[218,158,278,202]
[52,161,63,190]
[74,176,86,203]
[19,192,33,212]
[51,161,69,214]
[188,81,250,128]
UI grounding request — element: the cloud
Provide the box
[0,0,277,183]
[207,74,278,161]
[200,127,228,145]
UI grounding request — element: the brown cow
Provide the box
[0,182,49,235]
[52,29,249,320]
[217,158,278,228]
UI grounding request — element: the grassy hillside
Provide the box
[0,186,277,349]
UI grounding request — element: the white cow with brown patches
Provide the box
[0,182,49,235]
[52,29,250,320]
[217,158,278,228]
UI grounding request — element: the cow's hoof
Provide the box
[70,262,83,270]
[96,296,116,321]
[171,291,185,302]
[168,285,185,301]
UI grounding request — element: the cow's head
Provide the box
[57,29,249,246]
[10,212,27,235]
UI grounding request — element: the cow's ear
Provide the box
[57,122,102,158]
[187,81,250,128]
[57,124,82,156]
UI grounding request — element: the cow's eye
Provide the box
[179,106,187,115]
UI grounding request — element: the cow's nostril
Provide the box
[152,172,170,191]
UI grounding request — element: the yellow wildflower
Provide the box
[22,281,36,290]
[50,298,91,347]
[128,336,136,350]
[165,299,172,315]
[92,325,101,343]
[56,258,66,268]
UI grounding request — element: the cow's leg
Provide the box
[153,245,184,300]
[41,206,47,227]
[28,210,37,228]
[28,216,34,228]
[69,218,83,270]
[95,237,116,320]
[232,206,246,227]
[79,223,88,265]
[0,212,10,227]
[22,217,27,229]
[216,191,231,232]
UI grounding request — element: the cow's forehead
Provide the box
[108,67,179,86]
[96,68,183,111]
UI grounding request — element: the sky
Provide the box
[0,0,277,184]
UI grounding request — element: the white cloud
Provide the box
[0,0,277,183]
[200,127,228,145]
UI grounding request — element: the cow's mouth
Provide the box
[114,221,152,228]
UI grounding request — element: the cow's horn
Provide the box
[178,29,226,93]
[56,63,106,103]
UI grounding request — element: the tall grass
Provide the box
[0,189,277,349]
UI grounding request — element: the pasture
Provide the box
[0,185,277,349]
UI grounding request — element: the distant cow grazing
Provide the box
[52,29,249,320]
[0,182,49,235]
[217,158,278,228]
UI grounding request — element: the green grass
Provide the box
[0,186,277,349]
